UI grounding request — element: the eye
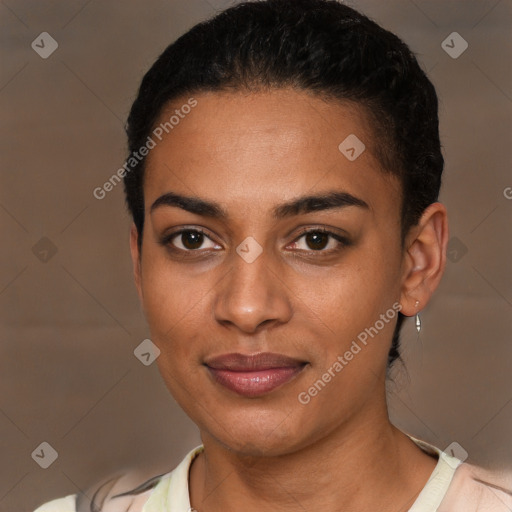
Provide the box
[289,228,350,253]
[164,228,221,251]
[161,227,350,256]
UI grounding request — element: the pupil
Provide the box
[183,231,203,250]
[306,232,328,250]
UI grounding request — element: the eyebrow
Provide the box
[150,190,369,219]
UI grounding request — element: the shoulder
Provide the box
[439,462,512,511]
[33,445,204,512]
[33,470,169,512]
[33,494,76,512]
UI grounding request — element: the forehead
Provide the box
[143,89,400,220]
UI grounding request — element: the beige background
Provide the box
[1,0,511,510]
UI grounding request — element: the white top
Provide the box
[34,436,512,511]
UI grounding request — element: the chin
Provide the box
[201,406,315,457]
[218,432,300,458]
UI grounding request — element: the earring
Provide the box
[414,300,421,333]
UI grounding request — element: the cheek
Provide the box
[307,255,402,376]
[310,252,398,327]
[139,252,204,349]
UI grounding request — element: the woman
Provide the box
[35,0,511,510]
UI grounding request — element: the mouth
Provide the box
[204,352,307,397]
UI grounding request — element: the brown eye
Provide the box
[180,231,204,250]
[164,229,220,252]
[289,228,350,254]
[305,232,329,250]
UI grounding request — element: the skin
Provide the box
[130,88,449,512]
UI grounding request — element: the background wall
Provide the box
[1,0,511,510]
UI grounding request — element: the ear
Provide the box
[129,223,143,302]
[399,202,449,317]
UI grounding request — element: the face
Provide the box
[132,89,408,456]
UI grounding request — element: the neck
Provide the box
[189,406,437,512]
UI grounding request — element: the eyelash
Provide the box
[160,227,351,256]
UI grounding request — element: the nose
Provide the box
[213,250,293,334]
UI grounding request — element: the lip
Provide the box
[204,352,307,397]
